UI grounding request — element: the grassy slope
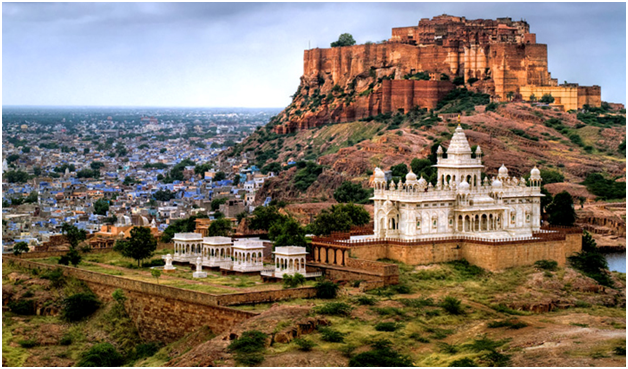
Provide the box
[236,103,625,203]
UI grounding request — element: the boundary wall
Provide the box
[4,257,316,343]
[312,228,582,271]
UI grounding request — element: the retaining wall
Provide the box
[4,257,318,343]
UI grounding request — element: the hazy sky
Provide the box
[3,2,626,107]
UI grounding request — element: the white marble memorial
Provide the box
[162,253,176,272]
[272,246,308,277]
[372,125,543,241]
[173,233,203,262]
[201,236,233,267]
[227,239,265,273]
[192,257,207,278]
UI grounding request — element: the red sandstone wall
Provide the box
[578,86,602,108]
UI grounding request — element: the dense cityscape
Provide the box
[2,106,280,252]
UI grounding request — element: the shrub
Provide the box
[399,297,434,308]
[132,342,161,360]
[349,339,413,367]
[374,322,401,332]
[614,346,626,356]
[319,327,346,343]
[41,267,65,288]
[228,331,267,366]
[62,292,101,322]
[18,339,38,348]
[339,344,357,358]
[315,280,340,299]
[534,259,558,271]
[293,338,316,351]
[463,336,508,352]
[441,296,463,315]
[8,299,35,315]
[408,333,430,343]
[77,342,124,367]
[426,327,453,339]
[438,342,459,354]
[355,296,377,306]
[448,259,484,278]
[315,302,353,316]
[228,330,267,354]
[449,358,477,367]
[234,352,264,366]
[59,335,73,346]
[112,289,127,305]
[481,350,511,366]
[487,319,528,329]
[283,273,306,289]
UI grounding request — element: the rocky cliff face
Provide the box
[272,15,560,134]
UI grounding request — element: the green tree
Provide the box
[333,181,371,204]
[331,33,356,47]
[160,215,208,243]
[5,170,30,183]
[123,176,137,186]
[207,218,233,237]
[12,241,29,256]
[61,223,87,249]
[506,91,514,101]
[84,148,90,155]
[540,169,564,184]
[151,268,162,284]
[66,247,82,267]
[93,198,110,216]
[390,163,408,180]
[546,191,576,226]
[211,197,228,211]
[213,171,226,181]
[233,175,241,186]
[114,227,157,266]
[249,205,287,231]
[539,94,555,104]
[194,163,212,175]
[6,154,20,164]
[269,218,308,248]
[32,166,42,177]
[410,158,435,180]
[77,342,123,367]
[308,203,370,236]
[529,94,536,102]
[153,189,176,202]
[90,161,105,170]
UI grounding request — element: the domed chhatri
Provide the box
[372,127,543,240]
[405,170,418,183]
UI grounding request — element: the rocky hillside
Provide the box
[227,101,625,205]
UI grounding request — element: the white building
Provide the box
[202,236,232,267]
[172,233,203,262]
[372,125,543,240]
[228,239,265,273]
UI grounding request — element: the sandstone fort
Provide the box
[273,14,602,134]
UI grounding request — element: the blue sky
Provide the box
[2,2,626,107]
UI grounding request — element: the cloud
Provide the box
[2,2,625,106]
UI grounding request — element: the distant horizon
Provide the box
[3,3,625,106]
[2,105,285,110]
